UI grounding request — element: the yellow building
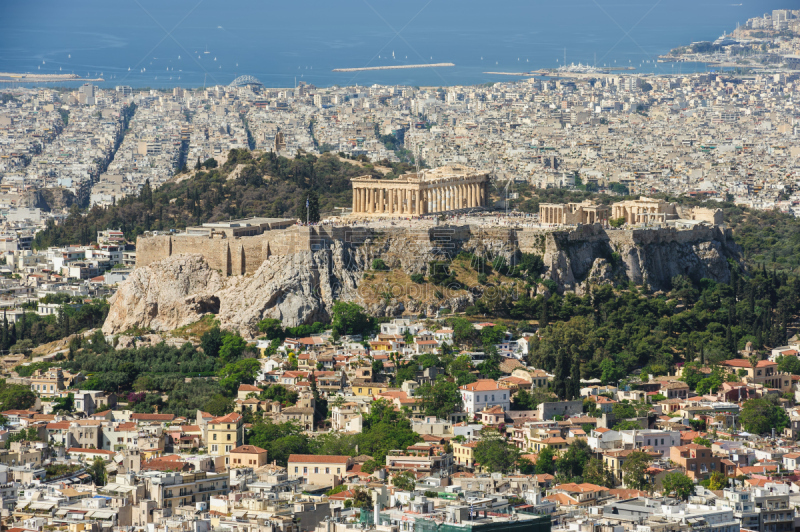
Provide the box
[528,436,568,454]
[368,341,392,352]
[453,441,478,468]
[207,413,244,468]
[30,367,65,397]
[287,454,352,486]
[230,445,268,469]
[351,379,389,396]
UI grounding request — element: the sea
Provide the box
[0,0,796,89]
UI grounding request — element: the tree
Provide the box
[512,389,537,410]
[258,318,285,341]
[296,191,320,223]
[371,258,388,271]
[692,436,712,447]
[583,457,615,487]
[89,457,107,486]
[416,376,462,420]
[331,302,372,337]
[613,420,643,431]
[535,446,556,475]
[612,402,637,420]
[777,355,800,375]
[371,359,384,377]
[0,382,35,411]
[477,346,503,380]
[358,399,420,464]
[247,420,310,466]
[392,471,417,491]
[51,393,74,414]
[219,333,247,363]
[620,451,652,491]
[218,358,261,396]
[202,394,234,416]
[556,439,591,480]
[349,486,372,508]
[609,217,626,228]
[553,348,571,400]
[200,326,224,357]
[707,471,727,490]
[473,432,521,473]
[600,358,624,386]
[740,397,789,435]
[662,471,693,500]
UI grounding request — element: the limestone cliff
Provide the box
[542,224,740,294]
[103,241,370,336]
[103,224,741,336]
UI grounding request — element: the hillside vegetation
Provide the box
[33,150,413,249]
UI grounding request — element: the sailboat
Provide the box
[68,54,71,58]
[204,45,210,54]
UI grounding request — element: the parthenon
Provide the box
[350,165,489,216]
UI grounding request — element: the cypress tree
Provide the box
[540,297,549,329]
[554,348,569,400]
[569,354,581,400]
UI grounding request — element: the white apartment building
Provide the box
[459,379,509,416]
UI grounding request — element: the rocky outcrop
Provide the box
[104,241,372,337]
[103,255,225,334]
[104,224,741,336]
[542,224,740,293]
[19,187,76,211]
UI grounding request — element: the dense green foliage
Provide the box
[739,397,790,435]
[662,471,694,499]
[0,301,108,355]
[524,267,798,395]
[415,376,462,419]
[33,150,368,248]
[473,431,521,473]
[0,379,36,411]
[58,328,258,418]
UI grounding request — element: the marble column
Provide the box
[368,188,374,213]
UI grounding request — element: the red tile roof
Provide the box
[231,445,267,454]
[460,379,501,392]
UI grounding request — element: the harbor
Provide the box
[333,63,454,72]
[0,72,104,84]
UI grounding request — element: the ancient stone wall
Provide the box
[136,223,735,282]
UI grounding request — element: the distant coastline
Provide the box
[332,63,455,72]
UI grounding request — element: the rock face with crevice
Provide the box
[103,224,741,336]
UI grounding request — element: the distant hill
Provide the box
[33,150,412,249]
